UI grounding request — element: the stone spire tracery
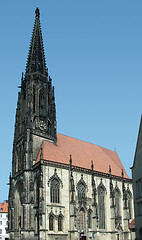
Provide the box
[25,8,47,75]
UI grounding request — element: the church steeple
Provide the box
[12,8,57,175]
[25,8,47,75]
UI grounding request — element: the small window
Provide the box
[58,215,62,231]
[0,229,2,234]
[49,215,54,231]
[88,210,92,229]
[0,221,2,225]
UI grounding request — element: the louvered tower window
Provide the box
[39,89,46,119]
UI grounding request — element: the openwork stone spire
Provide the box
[25,8,47,75]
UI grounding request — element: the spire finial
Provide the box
[26,8,47,75]
[35,7,40,18]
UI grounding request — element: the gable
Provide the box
[36,133,129,179]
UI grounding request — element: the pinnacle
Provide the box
[35,7,40,18]
[25,8,47,75]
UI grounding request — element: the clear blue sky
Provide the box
[0,0,142,202]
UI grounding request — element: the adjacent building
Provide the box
[8,8,134,240]
[132,116,142,240]
[0,202,9,240]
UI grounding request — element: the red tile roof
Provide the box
[0,202,8,213]
[36,133,129,179]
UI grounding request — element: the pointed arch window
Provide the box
[50,179,60,203]
[98,185,105,229]
[115,189,121,218]
[39,89,46,119]
[58,215,63,231]
[77,208,86,232]
[78,183,86,200]
[35,213,39,234]
[49,214,54,231]
[127,191,132,219]
[34,181,39,206]
[88,209,92,229]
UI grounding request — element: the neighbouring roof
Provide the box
[0,202,8,213]
[36,133,129,179]
[130,219,135,229]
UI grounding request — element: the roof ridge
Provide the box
[57,132,116,152]
[36,132,129,179]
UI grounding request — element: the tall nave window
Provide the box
[50,179,60,203]
[98,185,105,229]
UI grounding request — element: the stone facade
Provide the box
[8,8,134,240]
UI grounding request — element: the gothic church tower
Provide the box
[8,8,56,240]
[8,8,134,240]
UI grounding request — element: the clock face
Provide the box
[39,121,47,131]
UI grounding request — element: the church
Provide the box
[8,8,134,240]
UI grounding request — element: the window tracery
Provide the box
[50,178,60,203]
[98,180,106,229]
[58,214,63,231]
[77,208,86,232]
[77,175,87,203]
[78,182,86,200]
[48,169,63,203]
[114,186,121,218]
[49,214,54,231]
[88,209,92,229]
[115,191,120,217]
